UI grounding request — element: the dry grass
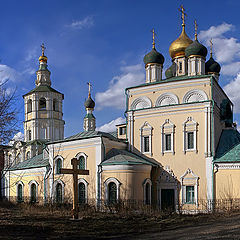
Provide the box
[0,201,240,239]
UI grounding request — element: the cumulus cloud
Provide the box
[95,64,145,110]
[199,23,240,64]
[223,73,240,112]
[96,117,125,132]
[222,62,240,76]
[0,64,19,84]
[8,132,24,146]
[66,16,94,30]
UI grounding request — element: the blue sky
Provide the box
[2,0,240,138]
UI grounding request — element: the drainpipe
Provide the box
[124,88,129,143]
[210,76,215,209]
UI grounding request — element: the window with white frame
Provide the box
[140,122,153,155]
[26,151,30,160]
[78,179,88,204]
[161,119,175,154]
[55,156,63,174]
[180,168,199,205]
[53,180,65,203]
[104,178,121,204]
[16,181,24,202]
[75,152,87,170]
[183,117,198,153]
[28,180,38,203]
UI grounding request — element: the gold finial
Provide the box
[41,43,46,56]
[87,82,92,98]
[151,28,156,49]
[178,5,186,27]
[194,20,198,40]
[210,38,213,58]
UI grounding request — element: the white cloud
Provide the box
[8,132,24,146]
[95,64,145,110]
[66,16,94,30]
[96,117,125,132]
[198,23,233,40]
[199,23,240,64]
[222,62,240,76]
[0,64,19,84]
[223,73,240,112]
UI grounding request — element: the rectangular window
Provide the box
[165,134,172,151]
[40,128,46,139]
[187,132,194,149]
[143,136,149,152]
[186,186,195,203]
[119,127,126,135]
[27,130,31,141]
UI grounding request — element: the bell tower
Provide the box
[23,44,65,142]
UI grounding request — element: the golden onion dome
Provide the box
[169,25,193,59]
[39,55,48,63]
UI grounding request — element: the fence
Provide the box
[6,197,240,214]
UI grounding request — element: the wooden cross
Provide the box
[60,158,89,219]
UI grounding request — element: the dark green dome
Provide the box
[84,96,95,109]
[165,63,176,79]
[143,48,164,65]
[205,57,221,74]
[185,40,207,58]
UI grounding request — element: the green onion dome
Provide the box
[185,40,207,58]
[205,57,221,74]
[143,48,164,65]
[165,63,176,79]
[84,96,95,109]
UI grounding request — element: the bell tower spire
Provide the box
[35,43,51,86]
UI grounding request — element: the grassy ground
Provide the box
[0,202,240,239]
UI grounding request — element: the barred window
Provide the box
[186,186,195,204]
[165,134,172,151]
[187,132,194,150]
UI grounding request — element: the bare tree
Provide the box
[0,81,19,144]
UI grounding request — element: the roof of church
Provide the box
[8,153,49,171]
[101,148,159,166]
[126,74,211,91]
[214,128,240,162]
[49,130,123,144]
[23,85,63,97]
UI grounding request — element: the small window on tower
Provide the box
[39,98,46,110]
[27,130,32,141]
[53,99,58,111]
[119,127,126,135]
[27,99,32,113]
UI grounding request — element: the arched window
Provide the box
[56,158,62,174]
[56,183,63,203]
[39,98,46,110]
[17,184,23,202]
[145,183,150,205]
[26,151,30,160]
[108,182,117,204]
[30,183,37,203]
[78,182,86,204]
[53,99,58,111]
[27,99,32,113]
[79,156,85,170]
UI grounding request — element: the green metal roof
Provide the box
[25,139,49,147]
[214,129,240,162]
[23,85,63,97]
[126,74,211,91]
[101,148,159,166]
[49,130,123,144]
[9,154,49,171]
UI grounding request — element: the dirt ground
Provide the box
[1,203,240,239]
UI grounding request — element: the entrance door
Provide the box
[161,189,175,211]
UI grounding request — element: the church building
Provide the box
[2,7,240,211]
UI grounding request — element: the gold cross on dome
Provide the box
[87,82,92,97]
[151,28,156,49]
[194,20,198,40]
[178,5,187,25]
[210,38,213,57]
[41,43,46,56]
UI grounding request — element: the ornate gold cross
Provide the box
[178,5,187,25]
